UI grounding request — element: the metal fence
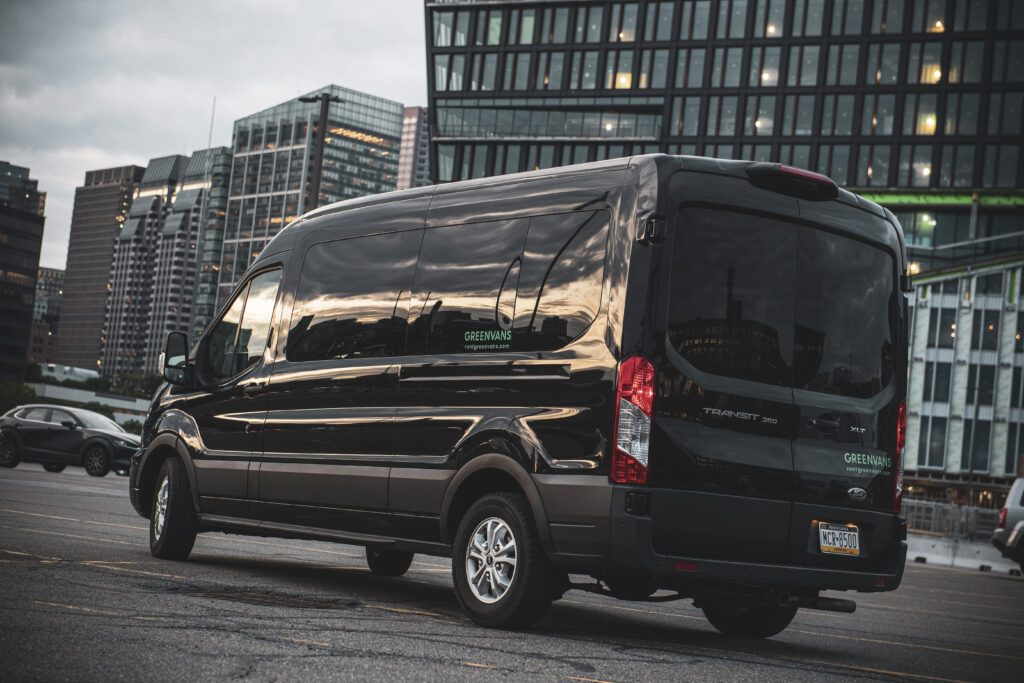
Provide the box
[903,499,1001,540]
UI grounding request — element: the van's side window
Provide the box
[207,269,282,381]
[286,231,421,362]
[514,210,609,351]
[407,219,529,354]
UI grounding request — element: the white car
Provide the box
[993,478,1024,572]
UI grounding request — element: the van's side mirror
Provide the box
[162,332,193,386]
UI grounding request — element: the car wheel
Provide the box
[42,463,66,473]
[366,547,414,576]
[0,436,20,468]
[701,601,798,639]
[83,446,111,477]
[452,492,556,628]
[150,458,197,560]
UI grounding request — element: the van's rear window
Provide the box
[667,208,895,398]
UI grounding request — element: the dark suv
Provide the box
[130,155,909,637]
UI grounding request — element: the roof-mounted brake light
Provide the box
[746,162,839,201]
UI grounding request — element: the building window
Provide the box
[787,46,820,86]
[539,6,570,43]
[753,0,785,37]
[918,416,947,468]
[976,273,1004,296]
[503,52,533,90]
[679,1,711,39]
[987,92,1024,135]
[470,54,499,91]
[967,363,996,403]
[857,144,891,186]
[509,7,537,45]
[608,3,639,41]
[638,49,669,88]
[983,145,1020,187]
[676,48,706,87]
[825,44,860,85]
[821,94,854,135]
[945,93,980,135]
[710,47,744,87]
[862,94,896,135]
[717,0,749,39]
[535,52,566,90]
[907,42,945,84]
[744,95,776,135]
[780,94,814,135]
[991,40,1024,82]
[434,54,467,92]
[948,41,985,83]
[749,46,780,86]
[1012,367,1023,407]
[903,93,939,135]
[897,145,934,187]
[475,9,502,46]
[791,0,825,36]
[871,0,905,33]
[927,307,957,348]
[569,51,600,89]
[923,361,953,402]
[1017,315,1024,352]
[939,145,976,187]
[706,96,739,136]
[912,0,947,33]
[605,49,635,88]
[671,96,702,136]
[832,0,865,35]
[953,0,989,30]
[996,0,1024,30]
[865,43,901,85]
[778,144,810,168]
[1008,422,1022,476]
[644,1,675,41]
[817,145,851,185]
[961,419,991,472]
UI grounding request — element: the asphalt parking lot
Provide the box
[1,464,1022,682]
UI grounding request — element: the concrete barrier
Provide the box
[907,532,1020,574]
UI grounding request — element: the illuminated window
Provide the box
[903,93,938,135]
[897,145,934,187]
[753,0,785,37]
[608,3,639,41]
[857,144,892,186]
[749,46,780,86]
[862,93,895,135]
[744,95,775,135]
[605,49,635,89]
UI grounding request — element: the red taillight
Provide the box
[611,355,655,485]
[894,400,906,514]
[999,507,1008,529]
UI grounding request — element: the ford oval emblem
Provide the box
[847,487,868,502]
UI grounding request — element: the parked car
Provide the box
[993,478,1024,571]
[130,154,910,637]
[0,404,140,476]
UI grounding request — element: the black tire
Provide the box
[82,445,111,477]
[702,601,798,639]
[452,492,556,628]
[366,547,414,576]
[42,463,66,473]
[149,458,197,560]
[0,435,20,468]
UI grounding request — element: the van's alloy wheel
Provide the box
[0,439,19,468]
[149,458,197,560]
[452,493,556,628]
[701,601,798,638]
[83,446,110,477]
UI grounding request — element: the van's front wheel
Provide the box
[452,493,555,628]
[701,601,797,638]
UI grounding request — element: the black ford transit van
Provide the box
[130,155,909,637]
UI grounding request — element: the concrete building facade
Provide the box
[397,106,433,189]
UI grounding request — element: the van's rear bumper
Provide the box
[605,487,906,592]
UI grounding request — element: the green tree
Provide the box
[121,419,144,435]
[0,382,37,414]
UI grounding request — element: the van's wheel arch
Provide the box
[701,601,798,638]
[452,492,557,628]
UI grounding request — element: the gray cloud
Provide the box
[1,0,428,269]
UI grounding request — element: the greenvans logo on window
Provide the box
[843,452,892,476]
[464,329,512,351]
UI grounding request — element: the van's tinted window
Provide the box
[207,293,246,380]
[669,207,896,397]
[207,269,281,381]
[408,219,529,354]
[514,210,609,351]
[287,231,421,362]
[668,208,796,386]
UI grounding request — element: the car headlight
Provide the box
[112,438,133,448]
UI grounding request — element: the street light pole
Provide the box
[298,91,344,211]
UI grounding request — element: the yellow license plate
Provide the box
[819,523,860,556]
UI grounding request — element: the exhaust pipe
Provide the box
[784,594,857,613]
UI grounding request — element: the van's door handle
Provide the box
[243,383,265,396]
[808,417,840,431]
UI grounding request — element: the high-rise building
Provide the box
[191,147,232,339]
[57,165,145,371]
[216,85,403,303]
[27,267,64,365]
[397,106,433,189]
[423,0,1024,505]
[0,161,45,381]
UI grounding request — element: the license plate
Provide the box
[819,523,860,556]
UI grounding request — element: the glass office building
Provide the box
[217,85,403,304]
[424,0,1024,505]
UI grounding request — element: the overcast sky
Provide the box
[1,0,428,270]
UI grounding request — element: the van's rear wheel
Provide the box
[452,493,556,628]
[702,601,797,638]
[366,547,414,576]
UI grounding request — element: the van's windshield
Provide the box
[668,207,896,399]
